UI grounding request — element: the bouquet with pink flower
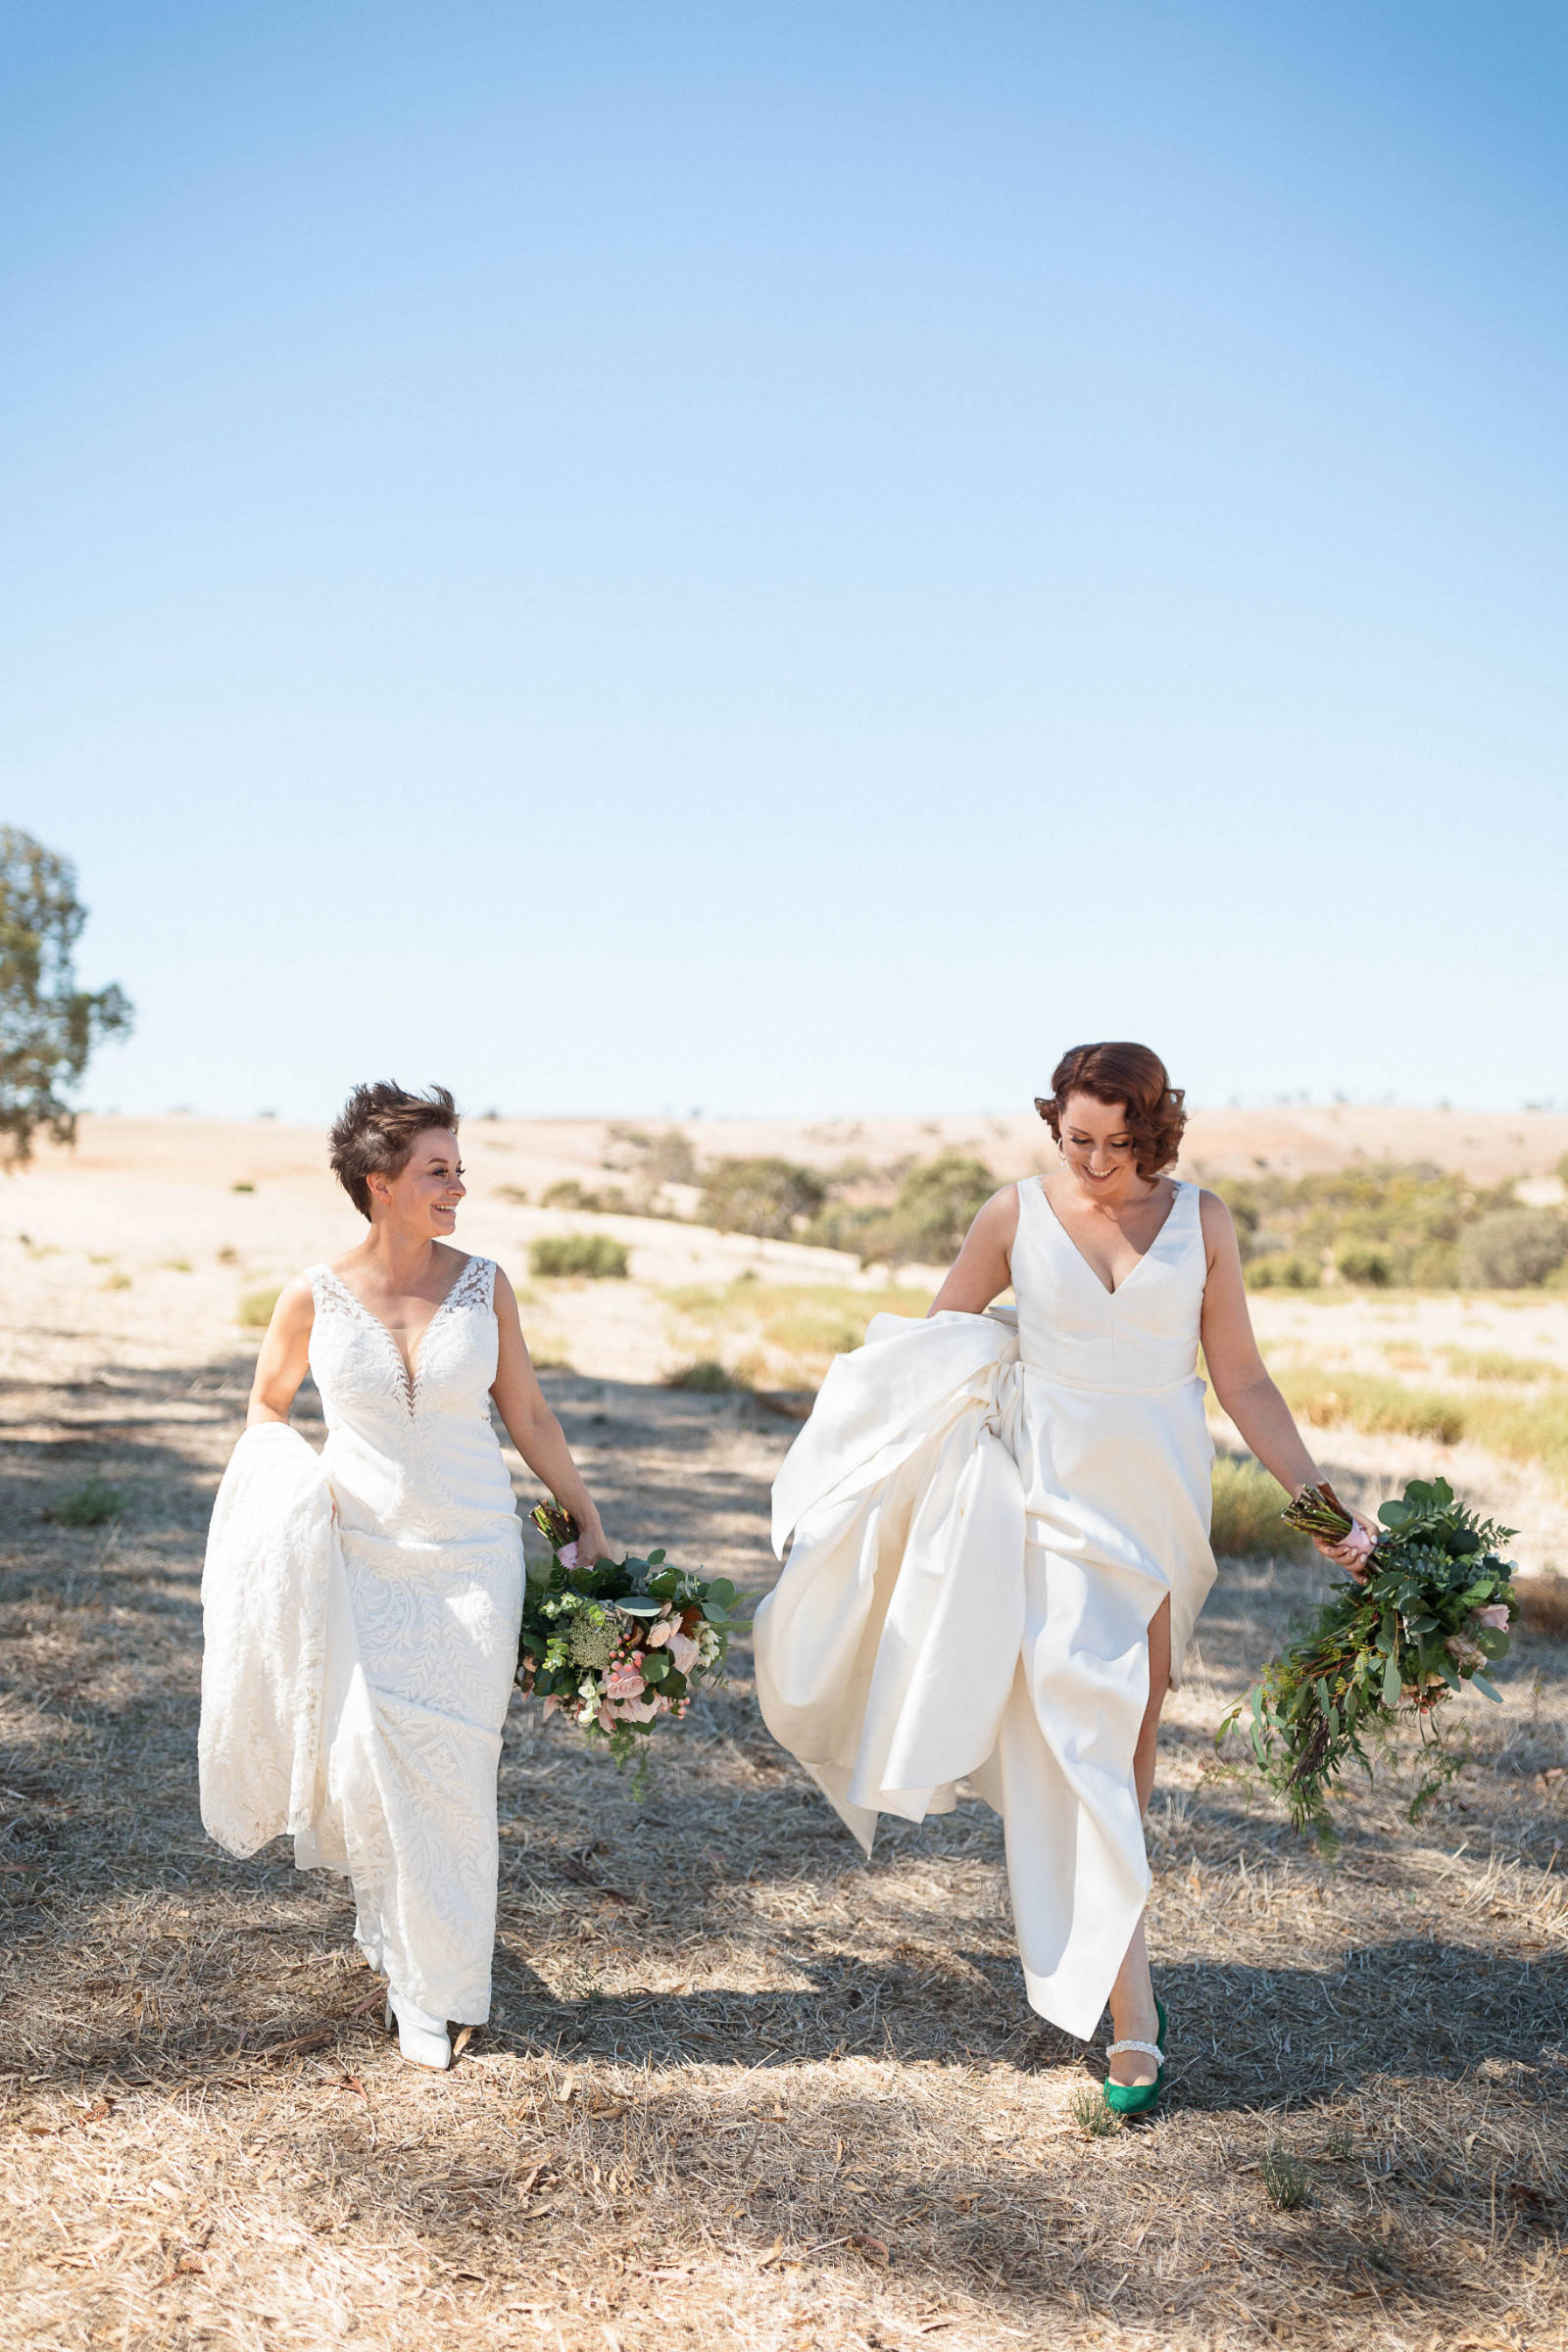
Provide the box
[1220,1477,1520,1849]
[515,1502,747,1788]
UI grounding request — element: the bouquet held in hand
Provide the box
[1222,1477,1518,1847]
[515,1502,746,1787]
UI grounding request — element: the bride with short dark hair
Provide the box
[200,1082,609,2071]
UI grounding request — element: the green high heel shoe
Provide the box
[1102,1994,1167,2118]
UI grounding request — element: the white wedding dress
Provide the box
[200,1254,524,2025]
[755,1178,1215,2039]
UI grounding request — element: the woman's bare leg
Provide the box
[1106,1596,1171,2087]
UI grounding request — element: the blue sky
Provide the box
[3,1,1564,1119]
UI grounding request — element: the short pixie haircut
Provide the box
[328,1082,460,1219]
[1035,1043,1186,1179]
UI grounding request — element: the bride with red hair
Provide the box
[756,1043,1373,2116]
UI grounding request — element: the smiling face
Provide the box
[367,1127,466,1236]
[1056,1092,1147,1203]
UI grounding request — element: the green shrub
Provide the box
[1210,1456,1309,1557]
[1456,1208,1568,1290]
[1409,1243,1458,1288]
[101,1271,132,1293]
[538,1179,631,1213]
[529,1234,629,1280]
[55,1476,127,1527]
[1260,2144,1312,2211]
[1212,1160,1520,1290]
[1334,1240,1396,1287]
[664,1359,742,1393]
[809,1152,996,1268]
[605,1122,699,1186]
[698,1156,827,1240]
[231,1181,255,1194]
[1068,2083,1120,2138]
[1245,1252,1320,1291]
[238,1285,282,1327]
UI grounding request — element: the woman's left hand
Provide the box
[573,1514,612,1567]
[1313,1509,1379,1582]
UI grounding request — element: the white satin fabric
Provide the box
[756,1179,1216,2040]
[199,1255,524,2025]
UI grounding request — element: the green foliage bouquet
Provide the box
[515,1502,748,1788]
[1221,1477,1519,1847]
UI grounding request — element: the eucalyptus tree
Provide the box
[0,825,132,1166]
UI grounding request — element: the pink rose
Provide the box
[668,1630,700,1675]
[644,1620,672,1648]
[1474,1603,1510,1631]
[558,1541,578,1568]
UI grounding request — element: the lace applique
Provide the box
[308,1257,496,1417]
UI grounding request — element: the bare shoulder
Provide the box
[1196,1188,1239,1255]
[270,1272,318,1329]
[976,1182,1023,1241]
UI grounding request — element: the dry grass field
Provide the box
[4,1117,1568,2351]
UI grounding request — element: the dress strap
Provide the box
[449,1253,497,1310]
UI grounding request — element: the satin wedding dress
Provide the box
[200,1254,524,2025]
[755,1179,1215,2039]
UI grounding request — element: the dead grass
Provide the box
[1276,1361,1568,1494]
[4,1343,1568,2350]
[662,1279,935,1388]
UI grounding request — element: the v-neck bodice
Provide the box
[304,1253,516,1541]
[1011,1178,1206,1392]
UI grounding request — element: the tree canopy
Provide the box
[0,826,133,1166]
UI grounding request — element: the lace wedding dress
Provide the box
[200,1253,524,2025]
[755,1180,1216,2039]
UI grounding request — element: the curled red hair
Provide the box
[1035,1042,1186,1179]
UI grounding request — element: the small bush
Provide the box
[1210,1456,1308,1557]
[1068,2083,1120,2138]
[1245,1252,1320,1291]
[604,1123,698,1186]
[811,1152,996,1269]
[1260,2144,1312,2211]
[698,1157,826,1240]
[1458,1208,1568,1290]
[231,1181,255,1194]
[1334,1240,1396,1287]
[539,1179,630,1213]
[55,1476,127,1528]
[238,1285,282,1328]
[530,1234,629,1280]
[101,1271,132,1293]
[162,1257,193,1273]
[664,1359,741,1393]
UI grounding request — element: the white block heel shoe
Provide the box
[385,1990,452,2072]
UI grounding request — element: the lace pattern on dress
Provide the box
[308,1255,497,1416]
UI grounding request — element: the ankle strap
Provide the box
[1106,2037,1161,2060]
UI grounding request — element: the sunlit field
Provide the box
[4,1115,1568,2350]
